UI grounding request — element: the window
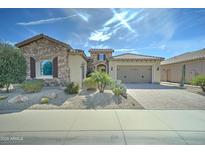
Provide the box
[98,53,105,60]
[40,60,53,76]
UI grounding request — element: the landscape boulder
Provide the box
[8,95,29,104]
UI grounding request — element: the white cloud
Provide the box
[116,48,139,53]
[88,9,141,42]
[89,27,112,41]
[89,31,111,41]
[159,44,166,50]
[77,13,90,22]
[4,41,17,45]
[104,10,128,26]
[104,9,140,33]
[90,44,110,49]
[73,10,90,22]
[17,15,76,26]
[63,9,90,22]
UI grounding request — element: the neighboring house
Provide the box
[15,34,164,85]
[161,49,205,83]
[15,34,87,86]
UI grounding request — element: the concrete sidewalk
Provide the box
[0,110,205,144]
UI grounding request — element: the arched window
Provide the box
[97,64,106,72]
[40,60,53,76]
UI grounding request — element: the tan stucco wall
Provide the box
[68,54,87,87]
[161,59,205,83]
[109,60,161,83]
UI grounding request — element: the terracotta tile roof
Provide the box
[15,33,72,49]
[109,53,164,61]
[89,48,114,52]
[161,48,205,65]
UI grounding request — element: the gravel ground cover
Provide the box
[0,87,143,112]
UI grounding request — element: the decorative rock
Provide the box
[40,97,49,104]
[45,92,57,99]
[8,95,29,104]
[59,86,66,90]
[0,96,8,100]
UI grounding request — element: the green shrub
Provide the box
[64,82,79,94]
[83,77,97,90]
[21,80,44,93]
[90,71,112,93]
[40,97,49,104]
[0,43,27,92]
[191,75,205,92]
[112,87,122,96]
[111,80,127,98]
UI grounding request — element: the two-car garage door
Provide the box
[117,65,152,83]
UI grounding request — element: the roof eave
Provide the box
[15,34,72,49]
[161,57,205,65]
[109,58,164,61]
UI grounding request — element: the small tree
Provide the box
[191,75,205,92]
[0,43,27,92]
[180,64,186,87]
[90,71,112,93]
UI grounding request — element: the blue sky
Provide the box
[0,8,205,58]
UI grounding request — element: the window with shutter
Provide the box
[97,54,100,60]
[30,57,36,78]
[103,54,106,60]
[99,53,105,61]
[53,57,58,78]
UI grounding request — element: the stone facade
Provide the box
[88,49,113,73]
[90,52,112,63]
[19,38,70,84]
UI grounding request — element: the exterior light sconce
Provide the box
[111,67,113,71]
[157,67,159,71]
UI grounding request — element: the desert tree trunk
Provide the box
[201,86,205,92]
[5,83,10,93]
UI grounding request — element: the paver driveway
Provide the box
[126,83,205,110]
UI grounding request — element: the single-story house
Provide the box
[15,34,164,86]
[161,49,205,83]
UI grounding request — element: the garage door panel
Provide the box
[117,65,152,83]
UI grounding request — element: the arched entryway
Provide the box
[97,64,106,72]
